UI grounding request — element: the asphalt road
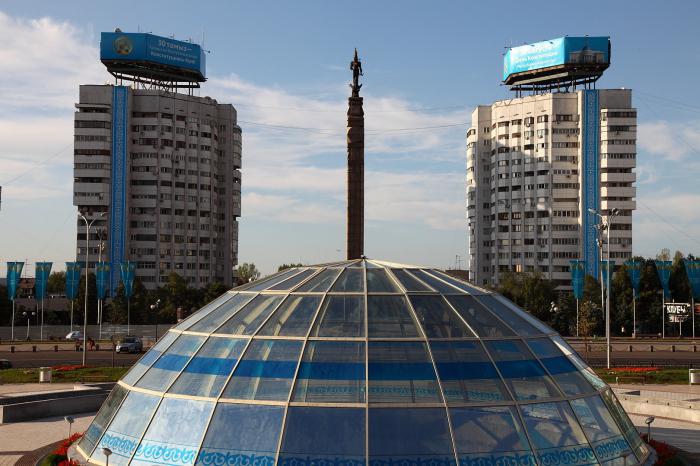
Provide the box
[0,349,141,368]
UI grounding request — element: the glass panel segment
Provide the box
[366,268,400,292]
[368,341,441,403]
[445,295,516,337]
[131,398,214,466]
[476,296,543,336]
[367,295,420,338]
[215,294,284,335]
[173,292,236,331]
[429,341,511,403]
[311,295,365,337]
[551,335,607,390]
[296,268,342,292]
[519,401,597,466]
[196,404,285,466]
[257,295,322,336]
[600,389,645,460]
[121,331,177,386]
[450,406,535,466]
[492,295,553,334]
[526,337,596,396]
[268,268,318,290]
[413,269,464,293]
[409,295,475,338]
[95,391,160,466]
[222,339,303,401]
[280,407,366,466]
[293,341,366,402]
[330,268,365,292]
[245,268,302,291]
[390,268,434,291]
[428,270,486,295]
[135,334,205,391]
[369,408,454,466]
[187,294,255,333]
[571,396,637,466]
[484,340,562,401]
[79,384,128,456]
[168,337,248,397]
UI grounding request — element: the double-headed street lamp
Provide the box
[78,210,105,367]
[589,207,621,369]
[150,299,161,340]
[22,311,35,340]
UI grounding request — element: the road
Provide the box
[0,349,141,368]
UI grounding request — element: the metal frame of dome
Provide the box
[76,259,655,466]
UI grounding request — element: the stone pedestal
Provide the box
[347,96,364,260]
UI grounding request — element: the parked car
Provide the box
[65,331,83,341]
[115,336,143,353]
[0,359,12,369]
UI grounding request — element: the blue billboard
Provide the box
[503,36,609,82]
[100,32,205,79]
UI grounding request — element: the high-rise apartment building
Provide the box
[466,89,636,288]
[73,85,242,289]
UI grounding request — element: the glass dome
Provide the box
[76,259,652,466]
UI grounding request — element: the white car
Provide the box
[65,331,83,341]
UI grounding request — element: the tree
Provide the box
[47,271,66,294]
[278,263,303,271]
[203,282,228,303]
[237,263,260,285]
[578,300,600,360]
[496,272,557,324]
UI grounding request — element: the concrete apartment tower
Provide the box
[467,37,636,289]
[74,32,241,291]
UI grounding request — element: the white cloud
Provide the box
[638,120,700,161]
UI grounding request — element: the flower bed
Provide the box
[641,434,684,466]
[609,367,660,373]
[41,432,83,466]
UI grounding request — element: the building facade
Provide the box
[466,89,636,289]
[74,85,242,290]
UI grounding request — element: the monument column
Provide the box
[347,49,364,260]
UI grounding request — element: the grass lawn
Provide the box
[594,367,690,385]
[0,366,129,384]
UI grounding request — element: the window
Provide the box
[293,342,366,403]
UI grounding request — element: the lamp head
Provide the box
[645,416,655,425]
[64,416,74,424]
[102,447,113,457]
[587,208,597,215]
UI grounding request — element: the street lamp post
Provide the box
[150,299,161,341]
[589,207,620,370]
[78,210,105,367]
[22,311,35,340]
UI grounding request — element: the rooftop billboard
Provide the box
[503,36,609,82]
[100,32,206,81]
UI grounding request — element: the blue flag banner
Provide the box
[96,262,110,300]
[601,260,616,288]
[65,262,82,300]
[624,260,643,299]
[120,261,137,299]
[569,260,586,300]
[6,262,24,301]
[655,260,672,297]
[684,260,700,299]
[34,262,52,300]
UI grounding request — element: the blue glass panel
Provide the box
[79,384,128,456]
[269,268,318,290]
[600,389,645,460]
[409,295,475,338]
[95,391,160,466]
[487,295,552,335]
[429,341,511,403]
[258,295,322,336]
[188,294,255,333]
[484,340,561,401]
[367,295,420,337]
[136,334,205,391]
[414,269,464,294]
[366,268,400,292]
[450,406,535,466]
[196,404,285,466]
[390,268,434,291]
[246,268,303,291]
[445,295,516,337]
[331,268,365,292]
[293,341,366,402]
[131,398,214,466]
[519,402,597,466]
[428,270,486,295]
[368,342,441,402]
[279,407,366,466]
[296,268,342,292]
[168,337,248,397]
[174,292,237,331]
[312,295,365,337]
[526,338,596,396]
[215,294,284,335]
[571,396,636,466]
[222,339,303,401]
[551,335,607,390]
[121,331,177,386]
[369,408,454,466]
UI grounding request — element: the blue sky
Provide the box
[1,0,700,277]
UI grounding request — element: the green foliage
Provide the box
[237,263,261,285]
[47,271,66,294]
[278,263,303,271]
[496,272,557,323]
